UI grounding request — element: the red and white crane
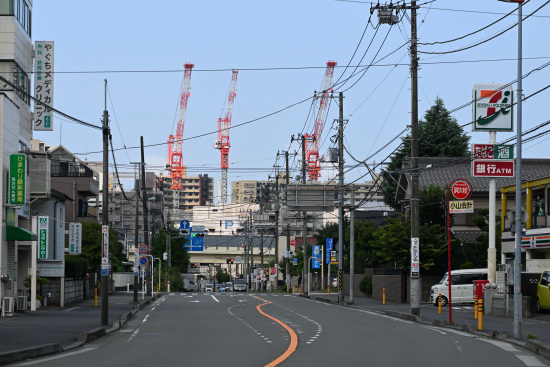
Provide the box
[305,60,337,181]
[168,63,194,190]
[214,70,238,204]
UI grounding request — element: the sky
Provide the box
[31,1,550,203]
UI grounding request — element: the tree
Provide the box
[382,97,470,209]
[80,222,125,272]
[153,229,190,273]
[419,185,446,226]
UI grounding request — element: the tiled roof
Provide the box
[397,157,550,198]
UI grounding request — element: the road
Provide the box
[13,293,548,367]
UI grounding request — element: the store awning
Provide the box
[6,225,38,241]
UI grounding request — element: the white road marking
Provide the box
[190,300,200,303]
[211,295,220,303]
[16,347,98,365]
[62,307,80,312]
[143,315,149,323]
[422,326,446,335]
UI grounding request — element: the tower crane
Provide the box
[305,60,337,181]
[168,63,194,190]
[214,70,238,204]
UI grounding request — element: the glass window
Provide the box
[0,0,11,15]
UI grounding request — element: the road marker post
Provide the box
[383,288,386,305]
[474,295,478,319]
[438,294,442,314]
[478,299,483,330]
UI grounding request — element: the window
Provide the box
[12,62,30,105]
[0,1,31,36]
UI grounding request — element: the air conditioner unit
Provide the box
[17,296,27,312]
[1,297,15,317]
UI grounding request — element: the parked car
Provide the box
[205,283,213,292]
[430,268,488,306]
[234,279,247,291]
[537,270,550,312]
[225,282,233,292]
[219,284,226,292]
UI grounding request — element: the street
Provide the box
[12,293,548,367]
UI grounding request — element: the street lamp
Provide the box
[498,0,524,339]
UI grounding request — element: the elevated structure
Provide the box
[168,63,194,190]
[214,70,239,204]
[305,61,337,181]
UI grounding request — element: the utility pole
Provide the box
[350,185,355,304]
[274,171,280,291]
[140,137,151,296]
[301,134,309,295]
[337,91,345,303]
[165,222,170,290]
[101,79,110,326]
[371,0,420,316]
[133,176,139,303]
[285,151,291,292]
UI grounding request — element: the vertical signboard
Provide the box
[101,225,109,272]
[312,245,321,269]
[9,154,25,204]
[38,216,48,259]
[133,248,139,276]
[326,238,333,264]
[68,223,82,254]
[34,41,54,131]
[411,238,419,277]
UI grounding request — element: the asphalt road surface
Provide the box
[13,293,549,367]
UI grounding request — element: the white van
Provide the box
[430,268,487,306]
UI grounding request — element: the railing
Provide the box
[51,163,95,178]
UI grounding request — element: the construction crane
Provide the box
[167,63,194,190]
[214,70,238,204]
[305,61,337,181]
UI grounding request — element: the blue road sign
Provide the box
[101,268,109,276]
[139,256,148,266]
[293,258,298,265]
[312,259,321,269]
[180,220,190,230]
[326,238,333,264]
[192,237,204,251]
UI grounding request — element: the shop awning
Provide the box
[6,225,38,241]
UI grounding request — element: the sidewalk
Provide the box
[305,291,550,360]
[0,291,159,366]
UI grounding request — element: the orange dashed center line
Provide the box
[250,295,299,367]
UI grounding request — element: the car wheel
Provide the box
[440,296,448,307]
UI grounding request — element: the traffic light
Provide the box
[191,263,198,268]
[192,232,204,238]
[226,259,230,264]
[230,259,234,264]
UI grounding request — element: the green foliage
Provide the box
[382,98,470,209]
[81,222,126,272]
[169,267,184,291]
[153,229,190,273]
[65,256,89,278]
[359,276,372,295]
[466,208,502,268]
[419,185,446,226]
[216,269,230,283]
[23,276,50,289]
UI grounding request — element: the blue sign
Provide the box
[312,245,321,260]
[326,238,333,264]
[184,236,204,252]
[293,258,298,265]
[312,259,321,269]
[225,220,234,229]
[140,256,148,266]
[180,220,190,230]
[101,268,109,276]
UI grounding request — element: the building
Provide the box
[231,180,270,204]
[157,174,214,221]
[0,1,36,310]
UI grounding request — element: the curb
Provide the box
[0,343,63,366]
[0,294,162,365]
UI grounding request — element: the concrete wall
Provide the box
[113,272,134,288]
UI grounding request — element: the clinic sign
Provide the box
[38,216,48,259]
[101,225,109,268]
[68,223,82,254]
[9,154,25,204]
[473,83,513,131]
[34,41,54,131]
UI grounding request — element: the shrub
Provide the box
[359,276,372,295]
[65,256,89,278]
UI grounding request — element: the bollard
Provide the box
[438,294,442,314]
[167,281,170,293]
[474,295,478,320]
[127,280,130,292]
[383,288,386,305]
[94,288,98,307]
[299,285,302,295]
[477,298,483,330]
[292,285,294,294]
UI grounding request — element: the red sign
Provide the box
[472,144,494,159]
[472,160,514,177]
[139,244,149,254]
[451,181,470,200]
[290,238,296,247]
